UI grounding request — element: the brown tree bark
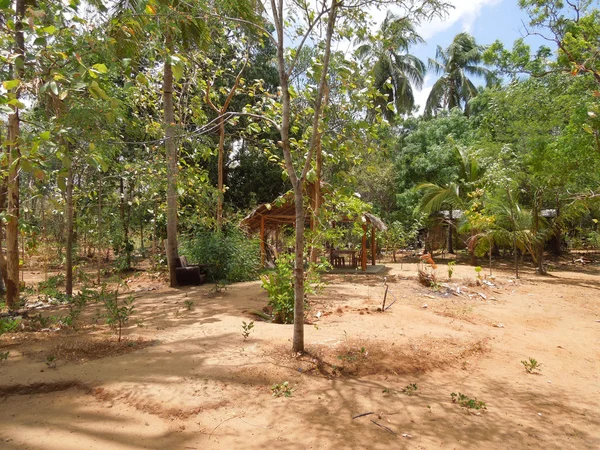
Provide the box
[164,34,179,287]
[271,0,338,353]
[205,55,248,231]
[65,162,74,297]
[6,0,25,309]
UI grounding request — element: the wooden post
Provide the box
[361,223,367,271]
[260,215,266,267]
[371,225,376,266]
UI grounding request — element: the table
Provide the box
[330,249,357,268]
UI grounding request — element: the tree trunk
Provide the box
[507,188,519,279]
[5,0,25,309]
[97,180,102,285]
[0,132,8,293]
[217,117,225,231]
[447,209,454,254]
[65,163,74,297]
[293,187,305,352]
[272,0,337,353]
[533,191,546,274]
[164,35,179,287]
[310,82,328,264]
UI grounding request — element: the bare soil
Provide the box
[1,259,599,449]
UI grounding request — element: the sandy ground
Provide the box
[1,260,599,449]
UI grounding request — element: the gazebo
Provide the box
[240,185,387,272]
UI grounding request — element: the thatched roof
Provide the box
[240,187,387,233]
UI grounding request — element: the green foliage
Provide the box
[29,314,57,330]
[337,346,368,362]
[401,383,418,396]
[0,317,21,335]
[271,381,293,398]
[184,300,194,311]
[103,292,135,342]
[426,32,497,116]
[260,254,296,324]
[521,357,543,374]
[37,274,67,301]
[241,320,254,341]
[447,261,456,279]
[0,351,9,362]
[260,253,325,324]
[45,355,57,369]
[451,392,487,410]
[180,227,260,283]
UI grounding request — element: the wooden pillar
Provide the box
[260,215,266,267]
[361,223,367,271]
[371,225,376,266]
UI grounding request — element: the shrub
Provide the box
[103,291,135,342]
[261,253,296,323]
[0,317,20,335]
[260,254,326,324]
[180,227,260,283]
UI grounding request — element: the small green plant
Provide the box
[37,274,67,301]
[447,261,456,280]
[0,351,9,362]
[451,392,486,410]
[382,387,391,394]
[401,383,418,396]
[184,300,194,310]
[29,314,56,330]
[521,357,542,374]
[103,290,135,342]
[242,320,254,341]
[337,346,368,363]
[474,266,483,279]
[271,381,293,398]
[0,317,21,334]
[45,355,57,369]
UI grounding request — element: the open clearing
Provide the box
[1,261,599,449]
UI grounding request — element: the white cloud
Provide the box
[370,0,503,40]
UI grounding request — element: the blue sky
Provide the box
[372,0,548,113]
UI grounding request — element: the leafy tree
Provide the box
[425,32,496,117]
[355,12,425,120]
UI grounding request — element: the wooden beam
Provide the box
[361,223,367,271]
[371,225,376,266]
[260,215,266,267]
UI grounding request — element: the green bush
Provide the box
[180,228,260,283]
[261,253,296,323]
[260,254,327,324]
[0,317,21,335]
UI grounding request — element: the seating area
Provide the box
[174,256,207,286]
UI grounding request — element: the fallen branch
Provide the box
[370,419,396,435]
[352,412,374,419]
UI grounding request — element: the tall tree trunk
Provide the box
[97,180,102,285]
[507,188,519,279]
[6,0,25,309]
[310,83,329,264]
[217,117,225,231]
[533,190,546,274]
[447,209,454,254]
[164,35,179,287]
[65,163,74,297]
[0,128,8,293]
[272,0,337,352]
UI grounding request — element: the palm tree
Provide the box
[355,12,426,120]
[425,32,496,117]
[417,146,484,254]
